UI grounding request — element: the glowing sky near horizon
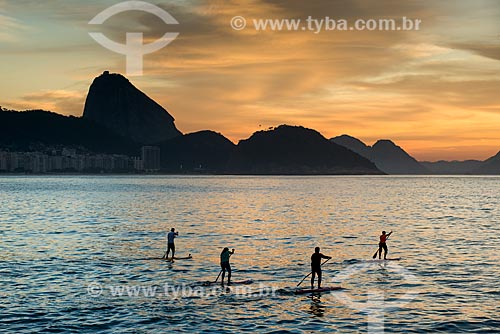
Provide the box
[1,0,499,161]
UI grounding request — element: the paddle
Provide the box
[297,258,331,287]
[372,232,392,259]
[214,270,223,283]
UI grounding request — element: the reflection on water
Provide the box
[1,175,499,333]
[308,295,325,317]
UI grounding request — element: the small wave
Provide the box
[431,319,500,333]
[342,259,360,264]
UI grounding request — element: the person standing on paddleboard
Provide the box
[311,247,332,289]
[378,230,393,259]
[164,228,179,260]
[220,247,235,286]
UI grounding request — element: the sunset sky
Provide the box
[1,0,499,161]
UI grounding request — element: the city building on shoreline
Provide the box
[141,146,161,172]
[0,146,161,174]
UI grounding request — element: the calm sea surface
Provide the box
[1,176,499,333]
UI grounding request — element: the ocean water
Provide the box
[0,176,499,333]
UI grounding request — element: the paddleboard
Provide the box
[366,257,401,262]
[227,279,253,285]
[294,286,342,294]
[164,254,193,261]
[200,279,254,286]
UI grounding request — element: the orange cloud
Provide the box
[4,90,84,116]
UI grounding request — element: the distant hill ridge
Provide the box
[0,109,382,174]
[331,135,428,174]
[159,130,235,172]
[0,109,138,154]
[473,151,500,175]
[420,160,483,175]
[226,125,381,174]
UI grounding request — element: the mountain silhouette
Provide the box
[0,73,381,175]
[83,71,181,144]
[331,135,428,174]
[159,130,235,172]
[420,160,483,174]
[473,151,500,174]
[331,135,371,159]
[227,125,381,174]
[6,71,497,174]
